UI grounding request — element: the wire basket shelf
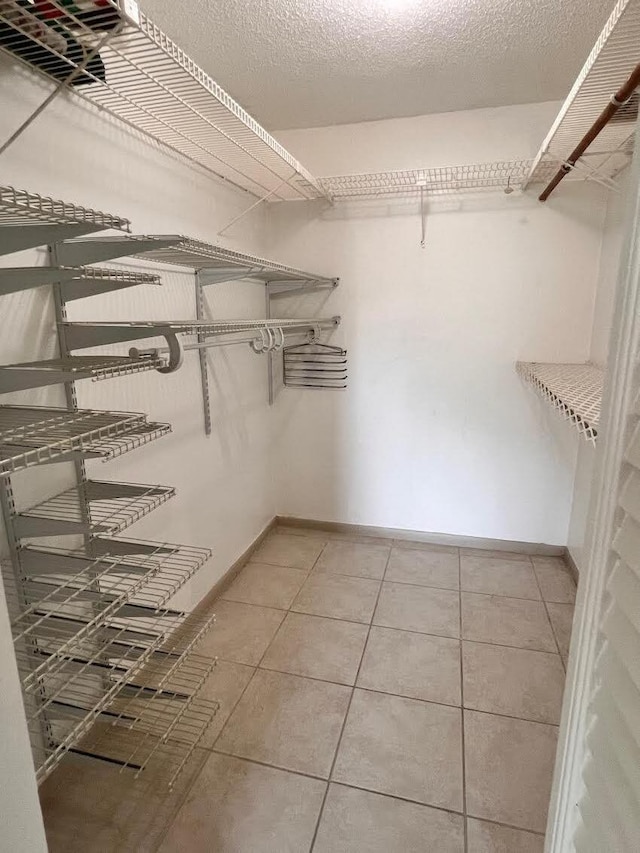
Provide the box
[0,184,130,231]
[15,479,175,537]
[0,405,170,475]
[318,159,559,200]
[0,2,325,201]
[526,0,640,191]
[517,361,604,444]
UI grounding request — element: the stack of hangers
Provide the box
[283,342,347,390]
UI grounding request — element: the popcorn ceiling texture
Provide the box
[142,0,614,129]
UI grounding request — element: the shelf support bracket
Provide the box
[195,272,213,435]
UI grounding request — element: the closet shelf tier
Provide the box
[318,159,560,200]
[0,3,325,202]
[59,660,219,787]
[0,185,130,256]
[0,353,168,394]
[54,234,338,290]
[0,265,160,299]
[14,479,175,538]
[525,0,640,191]
[0,405,170,476]
[11,537,213,685]
[62,317,342,349]
[517,361,604,444]
[19,638,216,784]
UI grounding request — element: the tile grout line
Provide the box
[528,555,567,672]
[307,546,390,852]
[458,546,469,853]
[208,547,328,756]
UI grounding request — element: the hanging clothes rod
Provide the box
[539,61,640,202]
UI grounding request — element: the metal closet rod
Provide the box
[539,61,640,202]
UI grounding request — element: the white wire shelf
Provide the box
[0,405,170,476]
[526,0,640,191]
[318,159,558,200]
[52,233,338,289]
[0,353,168,394]
[0,185,130,255]
[68,662,218,787]
[517,361,605,444]
[0,265,160,298]
[0,2,326,201]
[14,479,175,538]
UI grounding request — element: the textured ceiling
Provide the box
[142,0,616,130]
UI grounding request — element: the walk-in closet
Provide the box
[0,1,639,851]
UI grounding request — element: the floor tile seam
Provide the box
[309,547,392,852]
[529,559,566,672]
[247,558,315,573]
[212,662,562,726]
[363,616,560,654]
[458,547,469,853]
[530,560,577,606]
[189,750,546,841]
[210,746,330,784]
[379,579,555,603]
[208,602,298,754]
[311,567,387,581]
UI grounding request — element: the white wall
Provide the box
[0,60,279,844]
[566,172,630,571]
[270,103,608,545]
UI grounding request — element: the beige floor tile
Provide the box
[315,539,390,579]
[462,642,565,724]
[460,555,541,600]
[357,626,461,705]
[292,573,381,623]
[533,558,576,604]
[460,547,532,562]
[329,531,394,546]
[466,818,544,853]
[547,602,575,662]
[159,753,325,853]
[252,532,324,570]
[461,593,556,652]
[221,562,307,610]
[261,612,369,685]
[41,751,206,853]
[374,582,460,638]
[465,710,558,833]
[314,784,465,853]
[215,669,350,777]
[333,689,463,811]
[386,546,460,590]
[198,660,255,747]
[197,600,285,665]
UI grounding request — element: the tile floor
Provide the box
[41,528,577,853]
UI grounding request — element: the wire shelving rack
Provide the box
[0,405,170,476]
[517,362,604,444]
[0,1,326,202]
[14,479,175,538]
[525,0,640,192]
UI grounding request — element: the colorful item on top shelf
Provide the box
[0,0,107,86]
[31,0,122,32]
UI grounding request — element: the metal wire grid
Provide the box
[60,265,160,286]
[11,539,210,681]
[133,235,336,283]
[0,405,169,475]
[0,3,325,201]
[517,362,604,444]
[0,184,130,230]
[69,665,219,786]
[526,0,640,189]
[16,479,175,536]
[0,354,168,392]
[319,160,542,199]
